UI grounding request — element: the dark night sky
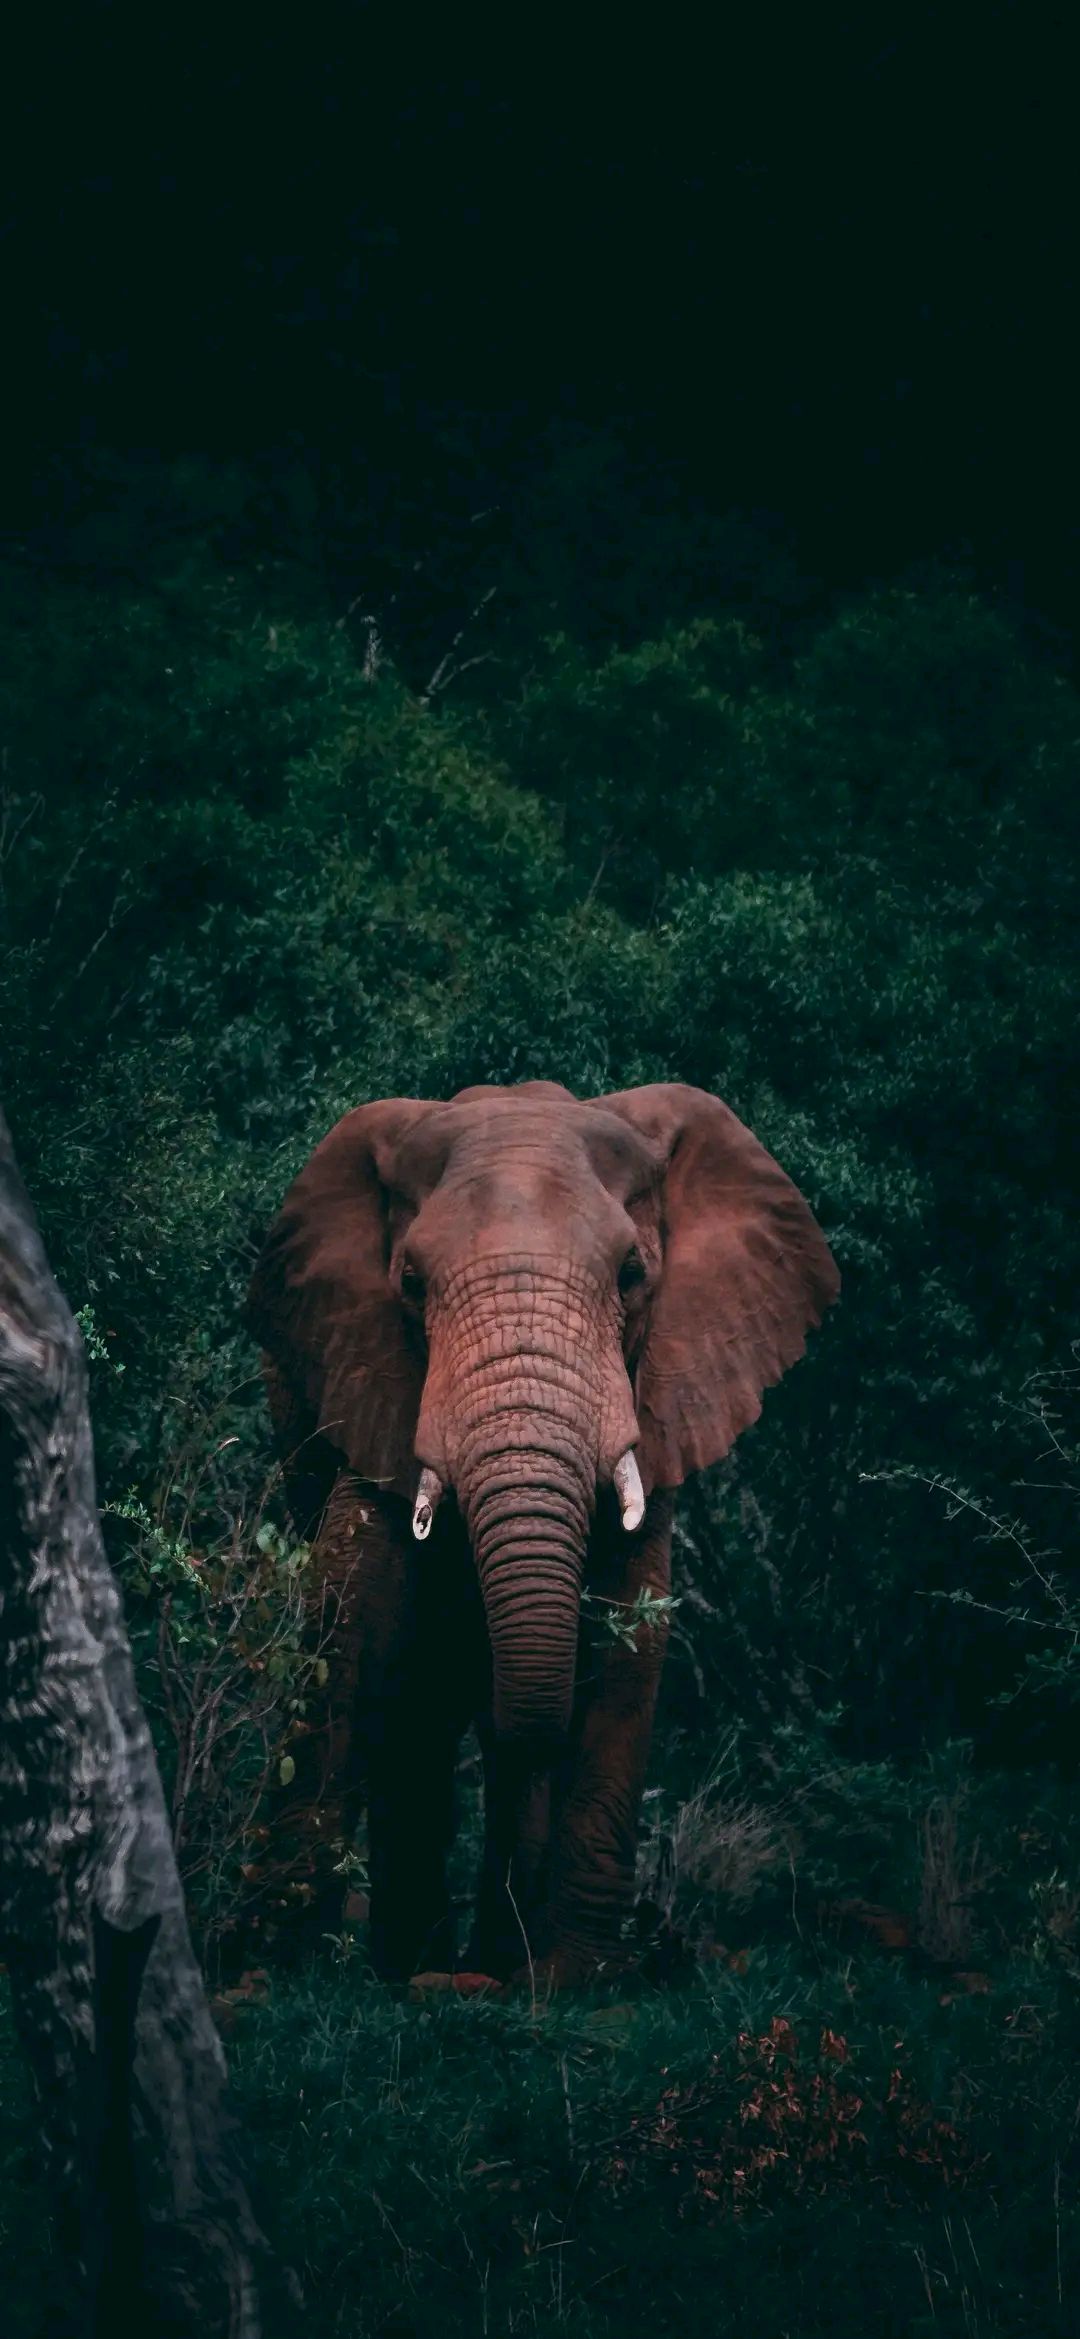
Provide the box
[4,4,1077,638]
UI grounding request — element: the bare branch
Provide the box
[421,583,498,704]
[0,788,44,906]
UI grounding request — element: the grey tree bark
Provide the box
[0,1106,297,2337]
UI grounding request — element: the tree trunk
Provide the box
[0,1107,297,2337]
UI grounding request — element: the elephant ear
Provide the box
[246,1100,432,1501]
[598,1083,840,1493]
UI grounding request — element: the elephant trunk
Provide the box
[425,1262,602,1749]
[466,1446,591,1747]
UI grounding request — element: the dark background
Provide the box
[4,4,1076,657]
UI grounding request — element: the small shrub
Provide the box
[915,1784,994,1968]
[636,1740,791,1966]
[603,2014,985,2218]
[104,1451,328,1965]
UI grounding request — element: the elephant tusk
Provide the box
[613,1449,645,1533]
[412,1467,444,1541]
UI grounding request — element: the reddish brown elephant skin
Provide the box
[246,1081,839,1985]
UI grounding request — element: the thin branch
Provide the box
[0,788,44,905]
[43,795,119,953]
[862,1466,1069,1618]
[51,882,134,1009]
[420,584,498,704]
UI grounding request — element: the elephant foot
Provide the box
[506,1943,628,1994]
[408,1969,505,2001]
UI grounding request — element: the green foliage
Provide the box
[582,1586,682,1651]
[1,492,1079,2324]
[1,516,1076,1775]
[73,1303,125,1374]
[99,1452,321,1954]
[864,1354,1080,1721]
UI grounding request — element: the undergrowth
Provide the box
[3,1936,1079,2337]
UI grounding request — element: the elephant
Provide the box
[245,1080,839,1988]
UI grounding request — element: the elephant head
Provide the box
[247,1082,839,1749]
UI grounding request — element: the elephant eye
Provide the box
[400,1258,426,1306]
[618,1245,647,1297]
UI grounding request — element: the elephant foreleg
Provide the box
[365,1713,462,1980]
[538,1492,675,1983]
[468,1731,555,1980]
[359,1510,479,1982]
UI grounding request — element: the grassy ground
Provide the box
[3,1930,1079,2338]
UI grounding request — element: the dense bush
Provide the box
[2,521,1077,1788]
